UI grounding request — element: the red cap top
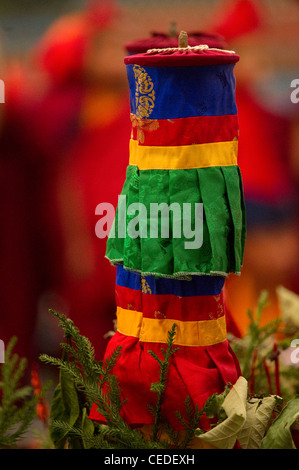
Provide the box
[125,30,227,54]
[124,44,239,67]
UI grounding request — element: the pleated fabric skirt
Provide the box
[89,266,241,431]
[106,163,246,278]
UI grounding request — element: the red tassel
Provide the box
[249,348,258,395]
[31,364,49,424]
[273,343,281,397]
[263,357,273,395]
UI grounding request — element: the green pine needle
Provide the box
[0,337,37,448]
[147,323,178,442]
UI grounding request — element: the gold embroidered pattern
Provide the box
[130,114,159,144]
[141,276,152,294]
[208,295,224,320]
[154,311,166,319]
[133,65,155,119]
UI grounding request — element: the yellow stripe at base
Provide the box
[129,139,238,170]
[116,306,227,347]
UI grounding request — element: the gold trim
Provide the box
[116,306,227,347]
[129,138,238,170]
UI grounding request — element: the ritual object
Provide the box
[90,33,246,432]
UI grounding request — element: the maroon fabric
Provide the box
[124,48,240,67]
[0,76,61,367]
[125,31,227,54]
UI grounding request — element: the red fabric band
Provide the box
[131,114,239,146]
[115,285,225,322]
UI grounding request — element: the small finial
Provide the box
[178,31,188,48]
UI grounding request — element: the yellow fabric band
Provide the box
[116,306,227,347]
[129,138,238,170]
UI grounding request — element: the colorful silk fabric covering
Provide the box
[89,265,241,430]
[90,47,244,431]
[106,48,246,278]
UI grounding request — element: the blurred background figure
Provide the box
[0,0,298,370]
[0,0,131,365]
[0,28,46,369]
[207,0,299,336]
[29,0,131,360]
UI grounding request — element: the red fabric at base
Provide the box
[89,332,241,431]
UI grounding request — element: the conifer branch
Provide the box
[40,310,164,449]
[0,337,37,448]
[148,323,179,441]
[175,396,202,448]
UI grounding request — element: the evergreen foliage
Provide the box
[0,337,37,448]
[2,290,299,449]
[39,311,233,449]
[40,310,168,449]
[230,290,299,399]
[147,323,179,441]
